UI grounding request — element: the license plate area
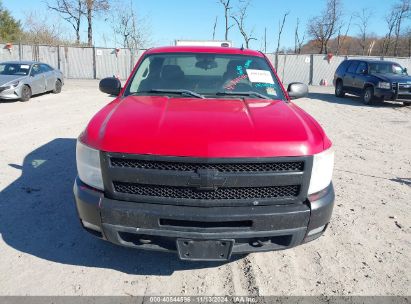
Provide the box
[176,239,234,261]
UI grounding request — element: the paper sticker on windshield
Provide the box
[246,69,274,84]
[266,87,277,96]
[20,65,30,69]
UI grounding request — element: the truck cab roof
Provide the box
[145,46,264,57]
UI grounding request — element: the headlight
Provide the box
[76,140,104,190]
[10,80,19,87]
[2,81,20,90]
[308,148,334,195]
[377,82,391,89]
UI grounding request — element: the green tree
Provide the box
[0,1,22,42]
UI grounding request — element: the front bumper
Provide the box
[375,87,411,101]
[0,85,22,100]
[73,177,334,259]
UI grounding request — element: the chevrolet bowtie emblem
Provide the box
[188,169,227,191]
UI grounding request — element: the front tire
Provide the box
[403,101,411,106]
[335,80,345,97]
[53,80,62,94]
[362,86,374,105]
[20,85,32,102]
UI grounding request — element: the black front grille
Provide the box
[103,153,311,206]
[113,182,300,200]
[110,158,304,173]
[393,82,411,92]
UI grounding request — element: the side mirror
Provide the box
[360,69,368,74]
[287,82,308,100]
[99,77,121,95]
[404,68,408,75]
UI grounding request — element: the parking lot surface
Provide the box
[0,80,410,295]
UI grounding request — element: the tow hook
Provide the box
[250,238,270,247]
[138,238,152,244]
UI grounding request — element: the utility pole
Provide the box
[264,27,267,53]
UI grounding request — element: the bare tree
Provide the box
[276,11,289,54]
[111,1,150,49]
[382,12,397,55]
[335,15,352,55]
[218,0,233,40]
[393,0,410,56]
[354,8,373,55]
[83,0,110,46]
[212,16,218,40]
[382,0,411,56]
[231,0,256,48]
[294,18,305,54]
[47,0,84,44]
[307,0,343,54]
[405,27,411,57]
[367,39,376,56]
[22,11,68,45]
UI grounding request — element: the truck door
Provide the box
[343,61,359,92]
[353,62,368,93]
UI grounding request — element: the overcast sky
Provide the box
[3,0,402,50]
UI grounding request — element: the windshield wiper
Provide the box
[216,91,271,100]
[135,89,205,99]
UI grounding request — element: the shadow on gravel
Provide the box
[0,138,241,275]
[0,92,53,104]
[0,99,19,104]
[307,92,408,108]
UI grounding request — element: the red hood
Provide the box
[82,96,328,158]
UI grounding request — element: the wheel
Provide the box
[403,101,411,106]
[335,80,345,97]
[20,85,32,102]
[362,86,374,105]
[53,80,62,94]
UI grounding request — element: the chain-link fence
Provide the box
[1,43,411,84]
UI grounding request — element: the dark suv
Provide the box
[334,59,411,105]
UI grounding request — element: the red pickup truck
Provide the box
[74,46,334,261]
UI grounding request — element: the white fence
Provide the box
[0,43,145,80]
[1,43,410,84]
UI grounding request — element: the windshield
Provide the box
[125,53,286,100]
[368,62,406,75]
[0,63,31,76]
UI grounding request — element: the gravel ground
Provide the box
[0,80,410,296]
